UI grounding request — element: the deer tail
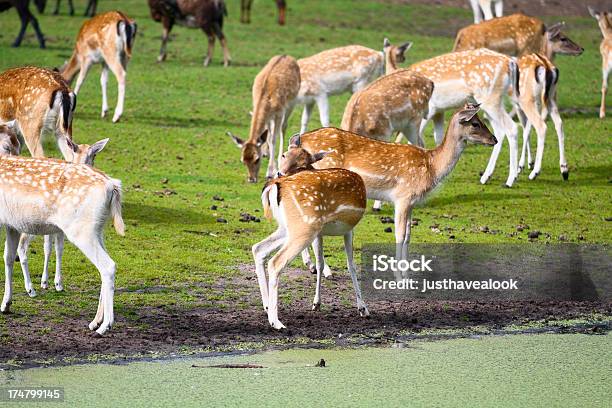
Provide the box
[117,19,137,57]
[509,59,520,97]
[261,182,280,221]
[109,178,125,236]
[50,90,77,137]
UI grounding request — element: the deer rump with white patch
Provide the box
[254,166,368,330]
[0,155,124,336]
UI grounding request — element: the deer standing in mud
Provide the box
[515,54,568,181]
[409,49,519,187]
[240,0,286,25]
[469,0,503,24]
[61,11,137,123]
[228,55,300,183]
[589,7,612,119]
[254,162,368,330]
[0,0,46,48]
[296,41,411,134]
[148,0,231,67]
[453,14,584,60]
[0,150,124,336]
[292,104,497,261]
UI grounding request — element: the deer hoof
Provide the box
[27,288,37,298]
[1,301,11,314]
[359,306,370,317]
[41,281,49,289]
[312,303,321,312]
[309,265,317,275]
[269,320,286,330]
[562,170,569,181]
[55,283,64,292]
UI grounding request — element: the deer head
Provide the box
[589,7,612,35]
[452,104,497,146]
[0,121,22,156]
[228,130,268,183]
[279,134,330,176]
[63,137,110,166]
[383,38,412,72]
[547,22,584,56]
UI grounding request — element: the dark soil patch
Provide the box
[1,263,609,368]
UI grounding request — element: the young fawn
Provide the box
[293,104,496,260]
[253,159,368,330]
[61,11,137,123]
[0,145,124,335]
[228,55,300,183]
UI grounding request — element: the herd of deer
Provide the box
[0,1,609,332]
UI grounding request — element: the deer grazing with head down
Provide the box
[589,7,611,119]
[0,66,76,159]
[292,103,496,261]
[148,0,231,67]
[228,55,300,183]
[0,0,46,48]
[253,156,368,330]
[409,49,519,187]
[60,11,137,123]
[0,142,124,336]
[240,0,286,25]
[453,14,584,61]
[469,0,503,24]
[296,41,411,134]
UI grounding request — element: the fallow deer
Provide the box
[297,41,411,133]
[409,49,520,187]
[17,137,110,296]
[0,66,76,158]
[60,11,137,123]
[240,0,286,25]
[291,104,497,260]
[0,0,46,48]
[589,7,612,119]
[0,154,124,335]
[453,14,584,61]
[148,0,231,67]
[514,53,568,181]
[53,0,97,16]
[469,0,503,24]
[254,164,368,330]
[228,55,300,183]
[0,121,22,156]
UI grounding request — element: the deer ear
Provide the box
[547,22,565,38]
[311,151,330,163]
[458,104,480,123]
[289,133,301,147]
[65,137,78,153]
[383,38,391,48]
[257,129,268,146]
[588,6,599,18]
[398,42,413,55]
[227,131,245,148]
[89,138,109,156]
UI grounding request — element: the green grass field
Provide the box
[0,0,609,347]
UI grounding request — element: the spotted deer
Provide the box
[254,165,368,330]
[228,55,300,183]
[0,66,76,159]
[453,14,584,61]
[469,0,503,24]
[409,49,520,187]
[514,54,568,181]
[61,11,137,123]
[296,42,411,134]
[0,154,124,335]
[589,7,612,119]
[17,137,110,297]
[291,104,496,261]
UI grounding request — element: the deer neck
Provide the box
[542,35,555,60]
[429,121,465,184]
[248,104,269,143]
[385,51,399,75]
[61,52,80,84]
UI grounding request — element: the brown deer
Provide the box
[515,54,568,181]
[0,153,124,336]
[228,55,300,183]
[148,0,231,67]
[409,49,519,187]
[60,11,137,123]
[290,103,496,260]
[453,14,584,61]
[589,7,611,119]
[0,0,46,48]
[240,0,286,25]
[254,165,368,329]
[0,66,76,158]
[53,0,97,16]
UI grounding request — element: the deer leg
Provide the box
[73,58,92,94]
[394,201,412,263]
[344,231,369,316]
[252,227,286,311]
[494,0,503,17]
[523,104,547,181]
[267,235,314,329]
[1,227,20,314]
[480,104,518,187]
[68,0,74,16]
[100,64,109,118]
[404,122,423,147]
[265,120,278,179]
[469,0,483,23]
[157,20,173,63]
[54,0,60,15]
[41,234,53,289]
[12,6,30,48]
[54,233,64,291]
[432,111,445,145]
[300,103,314,134]
[204,33,215,67]
[28,9,46,49]
[311,235,323,311]
[105,59,126,123]
[20,121,45,158]
[548,98,569,180]
[481,0,494,20]
[16,233,36,298]
[600,63,609,119]
[316,95,330,128]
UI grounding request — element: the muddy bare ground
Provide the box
[1,264,610,368]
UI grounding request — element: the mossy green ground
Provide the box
[2,333,610,407]
[0,1,609,336]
